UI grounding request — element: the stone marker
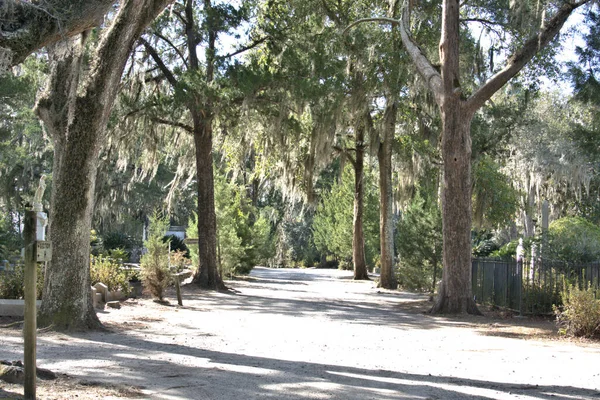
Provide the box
[106,301,121,309]
[93,282,108,302]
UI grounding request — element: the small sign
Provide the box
[35,241,52,262]
[184,238,199,245]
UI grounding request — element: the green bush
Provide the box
[162,235,189,258]
[0,214,22,260]
[396,193,442,293]
[0,264,44,300]
[554,286,600,338]
[547,217,600,262]
[312,165,379,268]
[141,212,171,301]
[102,231,136,253]
[90,254,130,294]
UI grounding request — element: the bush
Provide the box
[90,255,130,294]
[396,193,442,293]
[162,235,189,258]
[102,231,136,253]
[554,286,600,338]
[0,264,44,300]
[140,212,171,301]
[547,217,600,262]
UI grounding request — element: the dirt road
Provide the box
[1,267,599,399]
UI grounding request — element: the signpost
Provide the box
[23,175,50,399]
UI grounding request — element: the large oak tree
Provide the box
[11,0,173,330]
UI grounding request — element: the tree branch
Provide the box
[139,36,179,88]
[151,117,194,133]
[343,17,399,35]
[151,30,188,68]
[397,1,443,105]
[0,0,114,66]
[333,145,356,168]
[344,5,493,108]
[218,36,269,60]
[465,0,592,113]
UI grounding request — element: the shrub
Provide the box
[140,212,171,301]
[163,235,189,258]
[396,193,442,293]
[0,264,44,300]
[90,255,130,294]
[547,217,600,263]
[102,231,136,253]
[554,286,600,338]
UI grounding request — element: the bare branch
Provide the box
[465,0,592,113]
[343,17,399,36]
[397,0,443,104]
[218,36,269,60]
[139,37,179,88]
[151,30,188,68]
[151,117,194,133]
[333,145,356,168]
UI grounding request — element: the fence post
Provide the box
[518,259,523,316]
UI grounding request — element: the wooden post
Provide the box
[175,274,183,306]
[23,210,37,400]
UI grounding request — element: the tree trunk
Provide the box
[430,105,480,314]
[430,0,479,314]
[377,100,398,289]
[36,38,102,330]
[35,0,173,330]
[40,102,103,329]
[353,122,369,280]
[191,116,224,289]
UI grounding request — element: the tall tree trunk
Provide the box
[377,100,398,289]
[353,122,369,280]
[191,115,224,289]
[430,105,480,314]
[35,0,172,330]
[36,37,102,329]
[430,0,479,314]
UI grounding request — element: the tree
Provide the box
[132,0,263,289]
[404,0,594,314]
[350,0,594,313]
[34,0,172,330]
[313,164,380,269]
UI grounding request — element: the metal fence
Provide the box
[472,258,600,314]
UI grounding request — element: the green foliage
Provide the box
[547,217,600,263]
[0,264,44,300]
[140,211,171,301]
[90,255,130,294]
[162,235,189,258]
[214,174,275,275]
[0,57,52,224]
[186,213,200,270]
[102,231,136,254]
[312,165,379,268]
[0,214,21,260]
[396,193,442,292]
[472,156,520,229]
[555,286,600,338]
[274,213,319,268]
[471,231,501,258]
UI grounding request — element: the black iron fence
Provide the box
[472,258,600,314]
